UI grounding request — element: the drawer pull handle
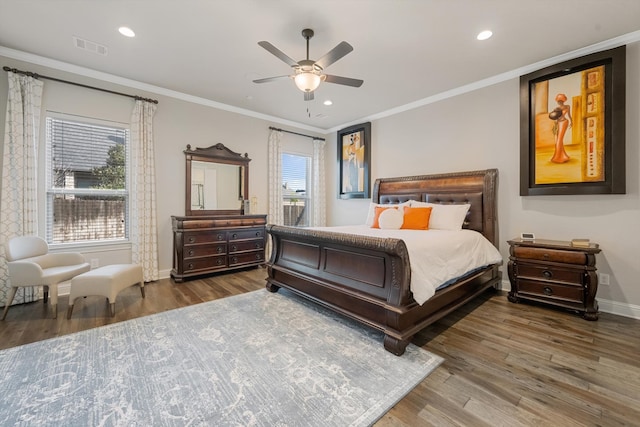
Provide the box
[216,247,222,253]
[188,237,195,243]
[188,250,194,257]
[217,235,224,240]
[255,231,261,237]
[255,243,261,249]
[543,286,553,296]
[231,245,237,251]
[231,257,238,264]
[232,233,238,239]
[542,270,553,279]
[216,259,223,265]
[543,253,550,259]
[256,253,262,260]
[188,263,194,270]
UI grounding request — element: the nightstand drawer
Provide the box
[513,246,586,265]
[516,263,584,284]
[518,279,584,304]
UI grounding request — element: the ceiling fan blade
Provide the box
[315,41,353,69]
[257,41,299,67]
[323,74,364,88]
[304,91,314,101]
[253,75,291,84]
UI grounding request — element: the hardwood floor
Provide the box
[1,267,639,426]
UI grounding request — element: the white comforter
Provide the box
[312,225,503,305]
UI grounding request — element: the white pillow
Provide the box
[378,208,404,229]
[410,200,470,230]
[365,201,410,227]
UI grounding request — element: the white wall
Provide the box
[1,41,638,316]
[0,55,322,279]
[328,42,640,315]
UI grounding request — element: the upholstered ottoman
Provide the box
[67,264,145,318]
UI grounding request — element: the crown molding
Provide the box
[0,46,327,135]
[327,30,640,133]
[3,29,640,137]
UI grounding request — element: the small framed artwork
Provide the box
[519,45,626,196]
[338,122,371,199]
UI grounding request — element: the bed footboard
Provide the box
[266,224,501,356]
[266,225,417,352]
[266,169,501,355]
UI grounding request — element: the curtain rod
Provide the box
[3,66,158,104]
[269,126,325,141]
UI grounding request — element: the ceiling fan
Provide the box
[253,29,363,101]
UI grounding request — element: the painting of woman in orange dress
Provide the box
[549,93,573,163]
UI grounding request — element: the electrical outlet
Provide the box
[90,258,99,269]
[599,273,610,286]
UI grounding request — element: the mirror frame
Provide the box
[184,143,250,216]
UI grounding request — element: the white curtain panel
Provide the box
[267,129,283,226]
[0,72,43,307]
[130,100,159,282]
[312,138,327,227]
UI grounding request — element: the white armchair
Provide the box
[2,236,90,320]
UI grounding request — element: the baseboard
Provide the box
[55,276,640,320]
[499,279,640,320]
[597,298,640,320]
[58,282,71,296]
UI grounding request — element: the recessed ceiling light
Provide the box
[477,30,492,41]
[323,100,333,106]
[118,27,135,38]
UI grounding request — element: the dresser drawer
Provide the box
[228,227,265,241]
[513,246,586,265]
[229,251,265,266]
[516,263,584,285]
[172,214,268,282]
[183,231,226,244]
[518,279,584,304]
[229,239,264,253]
[183,243,226,258]
[183,255,226,272]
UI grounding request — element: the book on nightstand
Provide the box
[571,238,595,248]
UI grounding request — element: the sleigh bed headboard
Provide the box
[371,168,498,247]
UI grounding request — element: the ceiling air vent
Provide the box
[73,36,108,56]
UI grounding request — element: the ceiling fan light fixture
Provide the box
[294,72,322,92]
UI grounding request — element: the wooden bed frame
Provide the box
[265,169,501,355]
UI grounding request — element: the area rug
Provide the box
[0,289,443,426]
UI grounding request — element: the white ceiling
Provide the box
[1,0,640,132]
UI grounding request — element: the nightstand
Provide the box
[507,238,601,320]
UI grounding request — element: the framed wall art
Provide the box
[338,122,371,199]
[519,45,626,196]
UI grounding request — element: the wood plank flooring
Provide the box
[1,267,639,426]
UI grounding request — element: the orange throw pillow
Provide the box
[401,206,432,230]
[372,206,397,228]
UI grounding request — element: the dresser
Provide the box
[171,214,267,282]
[507,238,601,320]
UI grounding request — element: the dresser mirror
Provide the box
[184,143,250,216]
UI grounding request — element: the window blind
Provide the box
[45,116,129,244]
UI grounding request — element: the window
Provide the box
[282,152,310,227]
[45,115,129,244]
